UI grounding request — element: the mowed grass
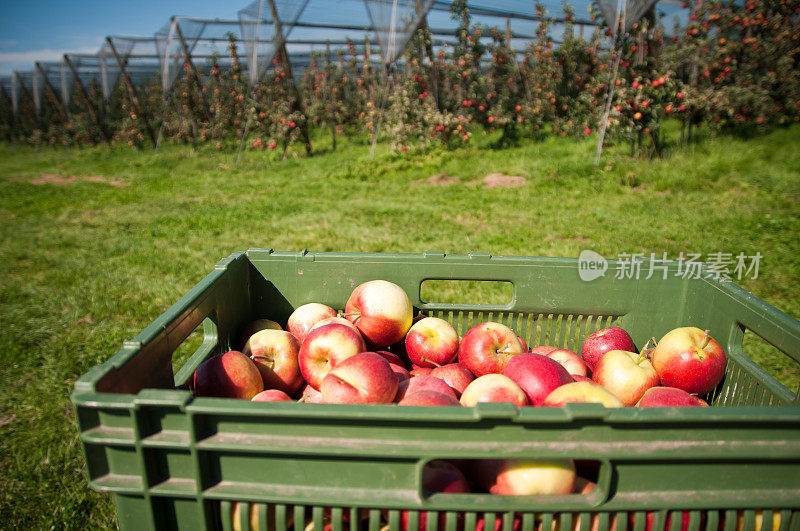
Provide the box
[1,126,799,529]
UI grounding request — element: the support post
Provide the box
[63,55,109,144]
[416,0,441,112]
[0,85,16,144]
[35,62,68,123]
[267,0,312,156]
[325,41,337,151]
[106,38,158,147]
[173,21,206,147]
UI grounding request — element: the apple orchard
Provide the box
[3,0,800,156]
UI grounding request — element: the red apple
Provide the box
[650,327,727,394]
[542,381,624,407]
[345,280,413,347]
[530,345,558,356]
[410,365,433,377]
[502,353,574,406]
[546,348,589,377]
[374,350,411,381]
[430,363,474,397]
[299,383,324,404]
[395,375,458,402]
[398,390,461,406]
[287,303,337,344]
[404,317,460,368]
[243,329,303,395]
[319,352,399,404]
[592,350,660,406]
[458,322,524,377]
[309,316,360,334]
[238,318,282,349]
[484,458,576,495]
[459,374,529,407]
[517,336,529,352]
[581,327,636,372]
[572,374,593,383]
[251,389,293,402]
[193,350,263,400]
[636,386,709,407]
[401,460,469,530]
[298,323,366,390]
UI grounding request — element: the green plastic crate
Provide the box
[72,250,800,531]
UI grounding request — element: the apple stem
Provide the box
[340,311,360,319]
[698,330,711,349]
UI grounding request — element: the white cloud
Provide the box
[0,46,99,74]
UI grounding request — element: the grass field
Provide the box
[1,125,799,529]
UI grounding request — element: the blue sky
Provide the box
[0,0,246,75]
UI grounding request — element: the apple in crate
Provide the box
[298,323,366,390]
[287,303,338,343]
[651,327,727,394]
[581,327,636,372]
[244,329,304,395]
[401,460,469,530]
[482,458,576,495]
[592,350,660,406]
[458,322,525,377]
[546,348,589,378]
[430,363,474,397]
[637,386,709,407]
[405,317,460,368]
[299,384,324,404]
[502,353,574,406]
[193,350,263,400]
[459,374,529,407]
[251,389,293,402]
[345,280,413,347]
[530,345,557,356]
[309,316,360,334]
[320,352,399,404]
[239,318,282,349]
[374,351,411,381]
[542,381,624,408]
[398,390,461,406]
[395,375,458,402]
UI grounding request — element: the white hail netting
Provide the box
[106,37,161,87]
[238,0,310,89]
[364,0,434,65]
[155,18,206,94]
[598,0,659,34]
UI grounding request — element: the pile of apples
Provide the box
[193,279,728,498]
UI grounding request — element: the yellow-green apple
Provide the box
[581,327,636,372]
[345,280,413,347]
[458,322,524,377]
[309,316,359,334]
[636,386,709,407]
[592,350,660,406]
[405,317,460,368]
[239,318,282,349]
[546,348,589,377]
[251,389,293,402]
[650,327,727,394]
[398,390,461,406]
[395,375,458,402]
[737,510,781,531]
[400,460,469,530]
[501,353,574,406]
[287,303,337,344]
[298,323,366,390]
[542,381,624,407]
[483,458,576,495]
[193,350,263,399]
[430,363,474,397]
[319,352,399,404]
[243,329,303,395]
[299,383,323,403]
[374,350,411,381]
[459,374,529,407]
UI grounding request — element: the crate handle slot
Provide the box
[419,279,516,310]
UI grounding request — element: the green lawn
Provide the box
[1,126,799,529]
